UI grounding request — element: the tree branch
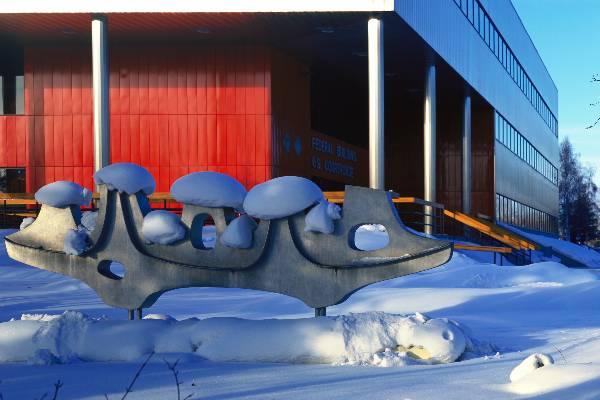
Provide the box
[120,352,154,400]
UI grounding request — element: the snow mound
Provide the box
[34,181,92,208]
[0,311,468,365]
[19,217,35,230]
[510,353,554,382]
[244,176,324,220]
[171,172,247,209]
[509,364,600,396]
[80,211,98,232]
[382,255,598,289]
[94,163,155,195]
[304,201,342,234]
[143,314,177,321]
[220,215,257,249]
[142,210,186,245]
[63,228,91,256]
[501,222,600,268]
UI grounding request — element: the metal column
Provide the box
[92,15,110,172]
[368,18,384,190]
[462,93,472,215]
[423,59,436,235]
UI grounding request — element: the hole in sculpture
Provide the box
[202,224,217,249]
[352,224,389,251]
[190,214,216,249]
[98,261,126,280]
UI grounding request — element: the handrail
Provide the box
[453,243,512,253]
[324,192,445,209]
[443,209,538,251]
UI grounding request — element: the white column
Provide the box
[368,18,384,190]
[423,59,436,235]
[462,93,472,215]
[92,15,110,172]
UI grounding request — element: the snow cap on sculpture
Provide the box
[94,163,155,195]
[243,176,324,220]
[171,171,247,209]
[35,181,92,208]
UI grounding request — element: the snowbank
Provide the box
[0,311,468,365]
[509,364,600,396]
[220,215,257,248]
[171,172,247,209]
[502,223,600,268]
[142,210,186,245]
[34,181,92,208]
[304,201,342,234]
[509,353,554,382]
[379,254,598,289]
[244,176,324,220]
[94,163,155,195]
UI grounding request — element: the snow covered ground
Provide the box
[2,230,600,399]
[500,222,600,268]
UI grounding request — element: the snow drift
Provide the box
[0,311,468,366]
[509,353,554,383]
[379,254,598,289]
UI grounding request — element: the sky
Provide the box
[512,0,600,182]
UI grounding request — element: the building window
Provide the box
[494,112,558,186]
[496,193,557,234]
[453,0,558,137]
[0,40,24,116]
[0,168,26,193]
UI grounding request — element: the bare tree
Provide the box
[559,138,600,242]
[587,74,600,129]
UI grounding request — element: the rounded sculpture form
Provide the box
[171,171,246,209]
[220,215,258,249]
[243,176,324,220]
[94,163,156,195]
[304,201,342,234]
[35,181,92,208]
[142,210,186,245]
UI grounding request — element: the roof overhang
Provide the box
[0,0,395,14]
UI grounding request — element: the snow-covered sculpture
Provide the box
[5,164,453,318]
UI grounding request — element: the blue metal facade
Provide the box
[394,0,559,232]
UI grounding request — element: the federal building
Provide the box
[0,0,559,233]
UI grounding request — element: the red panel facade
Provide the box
[12,43,273,193]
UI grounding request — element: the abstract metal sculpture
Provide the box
[5,182,452,317]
